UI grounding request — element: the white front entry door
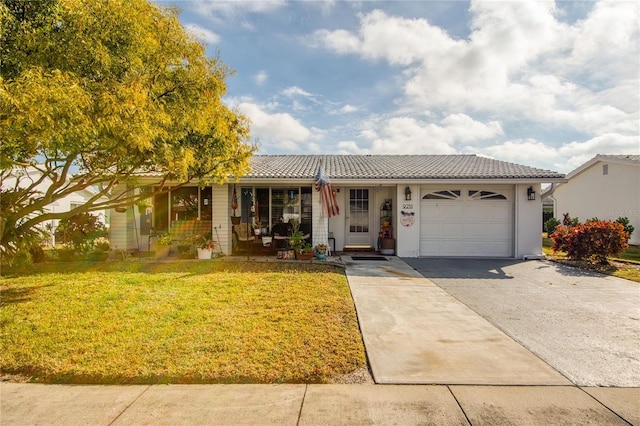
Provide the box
[346,188,372,246]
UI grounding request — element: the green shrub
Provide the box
[616,217,635,238]
[56,213,107,254]
[544,217,561,236]
[551,220,630,264]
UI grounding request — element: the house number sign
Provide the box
[400,205,415,227]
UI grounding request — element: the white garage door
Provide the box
[420,187,514,257]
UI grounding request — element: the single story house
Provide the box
[544,154,639,245]
[109,154,566,258]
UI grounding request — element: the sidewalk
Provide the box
[1,256,639,425]
[2,382,638,425]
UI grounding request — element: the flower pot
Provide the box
[231,216,241,225]
[296,252,314,260]
[87,251,109,261]
[155,245,171,259]
[197,248,212,260]
[379,237,395,255]
[315,252,326,260]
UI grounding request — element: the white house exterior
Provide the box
[546,154,640,245]
[2,167,108,246]
[109,155,565,258]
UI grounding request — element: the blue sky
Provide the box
[162,0,639,173]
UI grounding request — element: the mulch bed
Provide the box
[548,257,640,273]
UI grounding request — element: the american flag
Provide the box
[315,164,340,217]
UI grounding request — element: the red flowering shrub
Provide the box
[551,220,630,264]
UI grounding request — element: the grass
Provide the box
[542,237,640,283]
[0,261,366,384]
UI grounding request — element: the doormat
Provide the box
[351,256,388,261]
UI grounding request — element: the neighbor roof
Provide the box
[243,155,565,181]
[564,154,640,180]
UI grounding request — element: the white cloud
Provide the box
[477,134,640,173]
[313,29,362,55]
[337,141,365,154]
[556,133,640,171]
[253,70,268,86]
[339,104,358,113]
[184,23,221,45]
[312,1,639,143]
[192,0,286,17]
[362,114,503,155]
[234,101,312,151]
[282,86,313,98]
[478,139,558,169]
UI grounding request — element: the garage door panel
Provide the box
[440,204,464,220]
[441,224,464,237]
[420,187,513,257]
[464,223,490,238]
[489,205,512,221]
[440,240,463,256]
[464,241,511,257]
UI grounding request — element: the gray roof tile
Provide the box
[244,155,564,180]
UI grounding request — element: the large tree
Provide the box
[0,0,254,259]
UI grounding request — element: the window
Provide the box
[171,187,199,222]
[603,164,608,175]
[423,190,461,200]
[271,188,300,224]
[200,187,212,220]
[468,190,507,200]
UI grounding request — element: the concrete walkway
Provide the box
[2,382,638,425]
[343,256,569,385]
[2,256,639,425]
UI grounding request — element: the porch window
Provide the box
[272,188,300,224]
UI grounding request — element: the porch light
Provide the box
[527,186,536,201]
[404,186,412,201]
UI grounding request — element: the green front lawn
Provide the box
[0,261,366,384]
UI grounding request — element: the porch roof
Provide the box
[244,155,565,181]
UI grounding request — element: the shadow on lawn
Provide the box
[0,285,52,306]
[1,259,344,278]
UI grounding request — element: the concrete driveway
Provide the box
[402,258,640,387]
[343,256,569,385]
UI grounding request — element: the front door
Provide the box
[347,188,371,246]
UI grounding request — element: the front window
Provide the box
[171,187,199,222]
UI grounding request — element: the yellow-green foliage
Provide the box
[0,262,366,384]
[0,0,254,257]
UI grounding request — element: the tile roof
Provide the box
[244,155,564,180]
[596,154,640,163]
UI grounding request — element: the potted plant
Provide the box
[154,233,172,259]
[230,185,240,224]
[87,237,110,261]
[137,199,152,215]
[296,242,314,260]
[315,243,327,260]
[288,229,305,252]
[196,235,217,260]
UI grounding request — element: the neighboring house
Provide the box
[109,154,565,258]
[2,167,108,246]
[544,154,640,246]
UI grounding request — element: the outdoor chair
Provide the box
[234,223,255,253]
